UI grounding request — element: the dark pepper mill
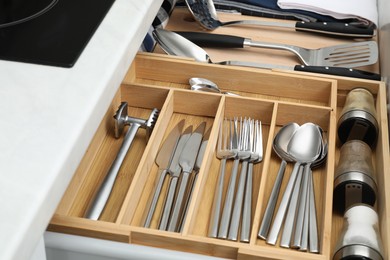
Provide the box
[333,140,377,214]
[337,88,378,147]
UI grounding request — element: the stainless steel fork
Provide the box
[241,120,263,242]
[219,117,252,239]
[208,118,237,238]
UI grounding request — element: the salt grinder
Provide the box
[338,88,378,147]
[333,204,384,260]
[333,140,377,214]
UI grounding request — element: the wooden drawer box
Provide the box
[48,53,390,260]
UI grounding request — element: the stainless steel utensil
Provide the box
[241,119,263,242]
[208,119,237,238]
[179,127,211,232]
[184,0,375,37]
[167,122,206,232]
[189,77,239,96]
[280,165,304,247]
[144,120,185,228]
[159,125,193,230]
[153,29,381,80]
[258,122,299,239]
[85,102,159,220]
[218,118,251,239]
[228,118,252,241]
[177,31,378,68]
[266,123,322,245]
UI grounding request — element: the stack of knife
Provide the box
[143,119,210,232]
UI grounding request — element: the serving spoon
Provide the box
[189,77,239,95]
[184,0,374,38]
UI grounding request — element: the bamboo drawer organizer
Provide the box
[49,53,390,260]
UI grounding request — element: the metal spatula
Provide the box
[176,32,378,68]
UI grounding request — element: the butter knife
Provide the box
[167,122,206,232]
[159,125,193,230]
[144,120,185,228]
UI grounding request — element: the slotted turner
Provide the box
[177,32,378,68]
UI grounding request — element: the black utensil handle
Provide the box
[295,22,375,37]
[176,31,245,48]
[294,65,381,81]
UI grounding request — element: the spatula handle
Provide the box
[176,31,245,48]
[294,65,381,81]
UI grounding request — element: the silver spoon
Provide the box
[189,77,239,96]
[258,122,299,239]
[266,123,322,245]
[184,0,374,37]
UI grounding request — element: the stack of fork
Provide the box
[209,117,263,242]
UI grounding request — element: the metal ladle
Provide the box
[258,122,299,239]
[266,123,322,245]
[189,77,239,96]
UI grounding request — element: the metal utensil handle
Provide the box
[218,158,240,239]
[280,165,303,248]
[144,169,168,228]
[168,171,192,232]
[159,176,179,230]
[258,159,287,239]
[309,169,319,253]
[208,158,227,238]
[228,160,249,240]
[266,162,300,245]
[240,162,253,242]
[179,173,198,233]
[291,164,310,248]
[300,172,311,252]
[85,123,140,220]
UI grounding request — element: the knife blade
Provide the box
[144,119,185,228]
[167,122,206,232]
[158,125,193,230]
[175,31,381,81]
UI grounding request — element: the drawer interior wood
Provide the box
[49,53,390,260]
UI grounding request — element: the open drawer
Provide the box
[48,53,390,260]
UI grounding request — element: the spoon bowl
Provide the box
[189,77,239,96]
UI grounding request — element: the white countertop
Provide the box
[0,0,163,259]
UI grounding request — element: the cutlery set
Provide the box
[259,122,327,253]
[153,0,381,81]
[144,120,209,232]
[184,0,375,38]
[209,117,263,242]
[153,28,381,81]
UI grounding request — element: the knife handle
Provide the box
[295,22,375,38]
[159,176,179,230]
[176,31,245,48]
[168,171,191,232]
[144,169,168,228]
[294,65,381,81]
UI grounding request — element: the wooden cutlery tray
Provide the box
[49,53,390,260]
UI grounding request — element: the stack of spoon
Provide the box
[258,122,327,253]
